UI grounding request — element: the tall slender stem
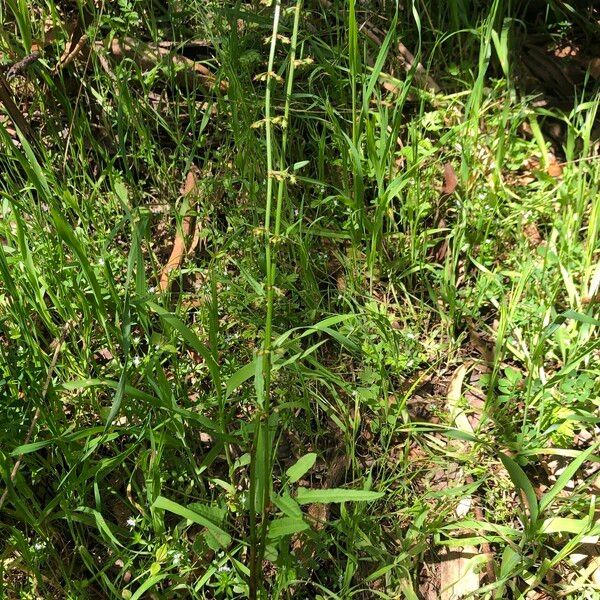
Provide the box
[249,3,282,598]
[249,2,303,597]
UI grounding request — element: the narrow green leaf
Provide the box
[540,517,590,535]
[77,507,123,548]
[62,379,223,434]
[145,301,221,392]
[51,208,107,320]
[500,454,539,525]
[539,444,598,513]
[500,546,521,579]
[272,493,303,518]
[153,496,231,548]
[364,12,397,104]
[129,574,169,600]
[267,516,309,539]
[226,359,257,398]
[286,453,317,483]
[296,488,383,505]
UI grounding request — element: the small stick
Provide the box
[159,166,201,291]
[57,33,89,71]
[5,52,40,80]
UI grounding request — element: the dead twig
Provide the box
[159,166,202,292]
[54,14,90,72]
[0,73,35,140]
[5,53,40,80]
[104,37,227,92]
[57,33,90,71]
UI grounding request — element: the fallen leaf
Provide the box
[446,363,473,434]
[455,497,471,518]
[546,152,563,178]
[159,166,201,291]
[439,546,481,600]
[443,163,458,195]
[443,363,495,587]
[523,222,542,247]
[95,348,114,361]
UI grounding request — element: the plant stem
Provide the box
[249,2,282,597]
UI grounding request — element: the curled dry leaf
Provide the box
[442,163,458,195]
[446,363,473,435]
[435,362,495,593]
[159,166,201,292]
[523,222,543,248]
[455,496,471,518]
[546,152,563,178]
[58,33,89,70]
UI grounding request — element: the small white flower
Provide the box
[126,517,137,528]
[98,258,105,266]
[33,540,46,551]
[294,208,299,216]
[132,356,141,368]
[172,552,183,566]
[218,564,231,572]
[148,286,156,293]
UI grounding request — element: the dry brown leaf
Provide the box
[446,363,473,434]
[57,32,89,70]
[442,364,495,587]
[443,162,458,195]
[396,41,441,94]
[439,546,481,600]
[523,222,543,248]
[95,347,114,361]
[159,166,201,291]
[546,152,563,178]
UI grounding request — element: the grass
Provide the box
[0,0,599,598]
